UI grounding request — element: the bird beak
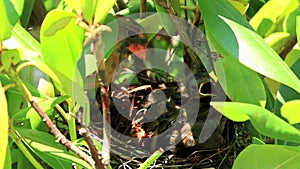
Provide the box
[127,44,147,61]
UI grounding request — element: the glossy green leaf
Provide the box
[198,0,266,106]
[252,137,265,145]
[94,0,116,23]
[264,32,294,53]
[13,149,34,168]
[0,1,12,41]
[263,77,279,99]
[43,17,73,36]
[274,58,300,116]
[275,9,297,35]
[198,0,254,55]
[211,102,250,122]
[213,53,266,106]
[211,102,300,143]
[0,75,26,117]
[221,16,300,94]
[154,6,177,36]
[17,129,92,169]
[233,144,300,169]
[4,0,24,26]
[64,0,80,11]
[246,0,266,18]
[285,44,300,67]
[13,96,69,130]
[297,7,300,44]
[4,145,11,169]
[26,61,63,90]
[281,100,300,124]
[81,0,98,23]
[228,0,249,14]
[0,82,9,169]
[35,78,55,103]
[41,10,85,96]
[3,24,41,55]
[9,0,24,16]
[63,0,97,16]
[249,0,299,37]
[1,49,21,71]
[19,0,35,27]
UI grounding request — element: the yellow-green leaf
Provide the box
[0,1,12,40]
[228,0,249,15]
[0,82,9,169]
[94,0,116,23]
[281,100,300,124]
[221,16,300,94]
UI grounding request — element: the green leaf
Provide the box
[264,32,294,53]
[249,0,299,37]
[25,61,64,90]
[43,17,73,36]
[198,0,266,106]
[94,0,116,23]
[17,129,92,169]
[198,0,254,54]
[297,7,300,44]
[221,16,300,94]
[3,24,41,55]
[281,100,300,124]
[12,96,69,130]
[233,144,300,169]
[4,0,24,26]
[284,44,300,67]
[4,145,11,169]
[19,0,35,27]
[252,137,265,145]
[154,1,181,36]
[211,102,250,122]
[63,0,80,11]
[0,75,27,117]
[274,58,300,116]
[0,82,9,169]
[41,10,85,96]
[1,49,21,71]
[0,0,12,40]
[211,102,300,143]
[228,0,249,15]
[213,53,266,106]
[275,9,297,35]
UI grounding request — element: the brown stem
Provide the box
[192,1,201,26]
[279,36,297,60]
[100,85,111,167]
[30,101,95,168]
[92,26,112,168]
[82,131,105,169]
[140,0,147,19]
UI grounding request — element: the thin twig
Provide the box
[140,0,147,19]
[82,130,105,169]
[30,100,95,168]
[192,1,201,26]
[90,25,112,168]
[77,12,112,168]
[6,68,96,168]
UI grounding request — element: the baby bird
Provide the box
[105,15,148,83]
